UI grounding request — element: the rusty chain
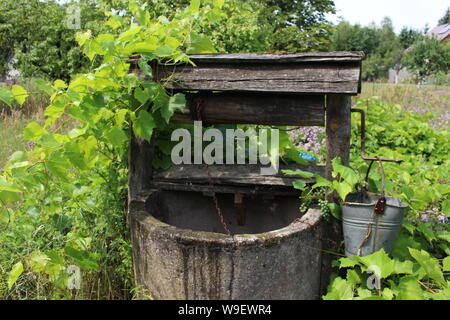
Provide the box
[195,99,232,235]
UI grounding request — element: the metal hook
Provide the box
[351,108,403,164]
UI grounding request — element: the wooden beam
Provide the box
[153,164,325,187]
[149,181,299,196]
[185,52,365,64]
[128,133,155,203]
[171,92,325,126]
[157,61,362,95]
[320,94,352,295]
[325,95,352,178]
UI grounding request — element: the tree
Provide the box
[256,0,336,52]
[331,21,380,54]
[438,7,450,25]
[332,17,403,81]
[0,0,107,81]
[399,27,423,49]
[99,0,336,53]
[402,37,450,83]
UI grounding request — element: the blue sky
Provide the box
[328,0,449,33]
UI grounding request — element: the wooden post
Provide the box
[325,95,352,175]
[320,94,352,295]
[128,133,155,210]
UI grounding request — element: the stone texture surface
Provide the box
[130,201,324,300]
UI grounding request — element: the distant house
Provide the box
[389,23,450,83]
[427,23,450,43]
[0,57,20,85]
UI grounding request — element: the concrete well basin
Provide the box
[130,190,324,300]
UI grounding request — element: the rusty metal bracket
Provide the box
[351,108,403,163]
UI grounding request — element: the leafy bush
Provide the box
[0,0,226,299]
[322,97,450,300]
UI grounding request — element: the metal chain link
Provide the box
[196,100,231,235]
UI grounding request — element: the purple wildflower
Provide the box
[437,215,448,224]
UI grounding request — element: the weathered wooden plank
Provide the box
[149,181,299,196]
[171,92,325,126]
[156,61,362,94]
[181,52,365,64]
[320,94,352,295]
[128,133,155,203]
[153,164,325,187]
[325,95,352,179]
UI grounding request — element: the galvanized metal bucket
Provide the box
[342,161,408,257]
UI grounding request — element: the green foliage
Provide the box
[438,7,450,25]
[283,157,361,219]
[0,0,107,81]
[402,37,450,83]
[331,21,380,55]
[324,248,449,300]
[399,27,424,49]
[0,0,226,299]
[100,0,336,53]
[331,18,429,81]
[322,96,450,300]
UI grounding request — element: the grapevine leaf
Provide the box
[64,247,99,271]
[358,249,394,278]
[323,277,354,300]
[311,175,332,189]
[133,110,155,142]
[346,269,361,285]
[0,87,14,106]
[187,32,217,53]
[332,158,359,186]
[30,251,50,273]
[282,148,309,165]
[189,0,201,13]
[134,87,151,105]
[161,93,186,124]
[393,259,414,275]
[105,128,128,148]
[339,257,358,268]
[282,169,315,179]
[11,85,28,105]
[332,181,353,202]
[442,199,450,217]
[138,56,153,78]
[23,122,47,142]
[395,276,424,300]
[35,78,54,95]
[7,262,24,290]
[409,248,445,285]
[292,181,306,191]
[328,203,342,220]
[443,257,450,272]
[75,31,91,46]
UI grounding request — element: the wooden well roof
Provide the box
[154,52,365,95]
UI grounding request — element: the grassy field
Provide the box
[358,83,449,130]
[0,110,44,170]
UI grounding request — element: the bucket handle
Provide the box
[351,108,402,215]
[365,159,387,215]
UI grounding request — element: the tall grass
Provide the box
[0,79,49,168]
[358,83,449,130]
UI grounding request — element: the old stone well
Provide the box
[128,52,364,300]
